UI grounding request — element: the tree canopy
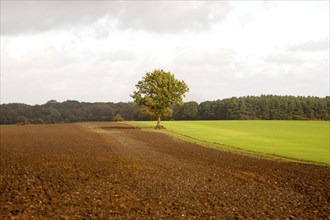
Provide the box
[131,69,189,128]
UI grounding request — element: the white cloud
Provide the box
[288,61,329,83]
[1,1,329,104]
[288,39,329,52]
[174,48,236,67]
[265,53,303,65]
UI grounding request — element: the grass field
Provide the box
[129,120,330,164]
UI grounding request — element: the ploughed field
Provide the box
[1,123,329,219]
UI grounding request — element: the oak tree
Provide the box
[131,69,189,128]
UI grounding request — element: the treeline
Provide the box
[0,95,329,124]
[172,95,329,120]
[0,100,149,125]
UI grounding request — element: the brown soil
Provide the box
[1,123,329,219]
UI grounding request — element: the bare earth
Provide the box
[1,123,329,219]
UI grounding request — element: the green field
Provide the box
[129,121,330,164]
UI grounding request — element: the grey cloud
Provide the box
[288,39,329,52]
[1,1,117,35]
[1,1,230,35]
[115,1,230,33]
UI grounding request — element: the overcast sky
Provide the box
[1,1,329,105]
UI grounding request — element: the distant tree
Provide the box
[45,100,59,105]
[173,101,198,120]
[49,107,61,123]
[131,69,189,128]
[33,118,45,124]
[16,116,30,125]
[198,101,215,120]
[112,114,124,122]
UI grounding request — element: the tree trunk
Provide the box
[156,116,161,128]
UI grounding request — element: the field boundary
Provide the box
[125,121,329,166]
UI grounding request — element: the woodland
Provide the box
[0,95,329,124]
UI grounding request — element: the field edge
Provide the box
[125,121,330,166]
